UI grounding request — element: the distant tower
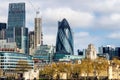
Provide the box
[56,18,74,55]
[0,23,6,39]
[86,44,97,60]
[29,31,34,48]
[7,2,25,48]
[34,11,42,48]
[21,27,29,55]
[29,31,35,55]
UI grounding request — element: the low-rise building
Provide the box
[0,40,17,52]
[0,52,34,73]
[33,45,55,63]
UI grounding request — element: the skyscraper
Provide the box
[29,31,35,55]
[0,23,6,39]
[21,27,29,55]
[34,18,42,48]
[29,31,34,48]
[7,3,25,48]
[98,45,115,60]
[56,18,74,55]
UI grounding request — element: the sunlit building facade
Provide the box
[86,44,97,60]
[0,40,17,52]
[0,52,34,72]
[34,18,42,48]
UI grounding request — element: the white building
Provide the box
[24,69,39,80]
[86,44,97,60]
[0,40,17,52]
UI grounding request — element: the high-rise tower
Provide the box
[21,27,29,55]
[34,17,42,48]
[0,23,6,39]
[56,18,74,55]
[7,3,25,48]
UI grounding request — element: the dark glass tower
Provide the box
[7,3,25,48]
[0,23,6,39]
[56,18,74,55]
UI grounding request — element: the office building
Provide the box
[86,44,97,60]
[34,18,42,48]
[56,18,74,55]
[29,31,35,55]
[115,47,120,58]
[77,49,83,55]
[0,40,17,52]
[7,2,25,48]
[98,45,115,60]
[0,23,6,39]
[21,27,29,55]
[0,52,33,72]
[14,27,22,48]
[29,31,34,48]
[33,45,55,63]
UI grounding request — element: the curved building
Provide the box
[56,18,74,55]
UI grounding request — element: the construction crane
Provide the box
[28,0,40,17]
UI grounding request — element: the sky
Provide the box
[0,0,120,54]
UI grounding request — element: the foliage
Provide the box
[39,58,109,79]
[112,57,120,65]
[81,58,94,76]
[0,69,3,77]
[16,60,32,73]
[94,57,109,77]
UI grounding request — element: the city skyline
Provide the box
[1,0,120,54]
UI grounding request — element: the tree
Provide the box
[94,57,109,79]
[81,58,94,78]
[112,57,120,65]
[16,60,32,74]
[0,68,3,77]
[72,63,81,79]
[42,64,55,79]
[65,63,73,79]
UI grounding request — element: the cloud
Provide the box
[93,13,120,30]
[1,0,120,54]
[74,32,100,52]
[43,8,94,28]
[43,34,56,45]
[77,32,89,37]
[108,32,120,39]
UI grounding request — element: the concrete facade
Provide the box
[86,44,97,60]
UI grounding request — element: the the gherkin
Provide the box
[56,18,74,55]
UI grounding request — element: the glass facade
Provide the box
[14,27,21,48]
[33,45,55,62]
[56,18,74,55]
[7,3,25,48]
[0,52,33,71]
[21,27,29,55]
[0,23,6,39]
